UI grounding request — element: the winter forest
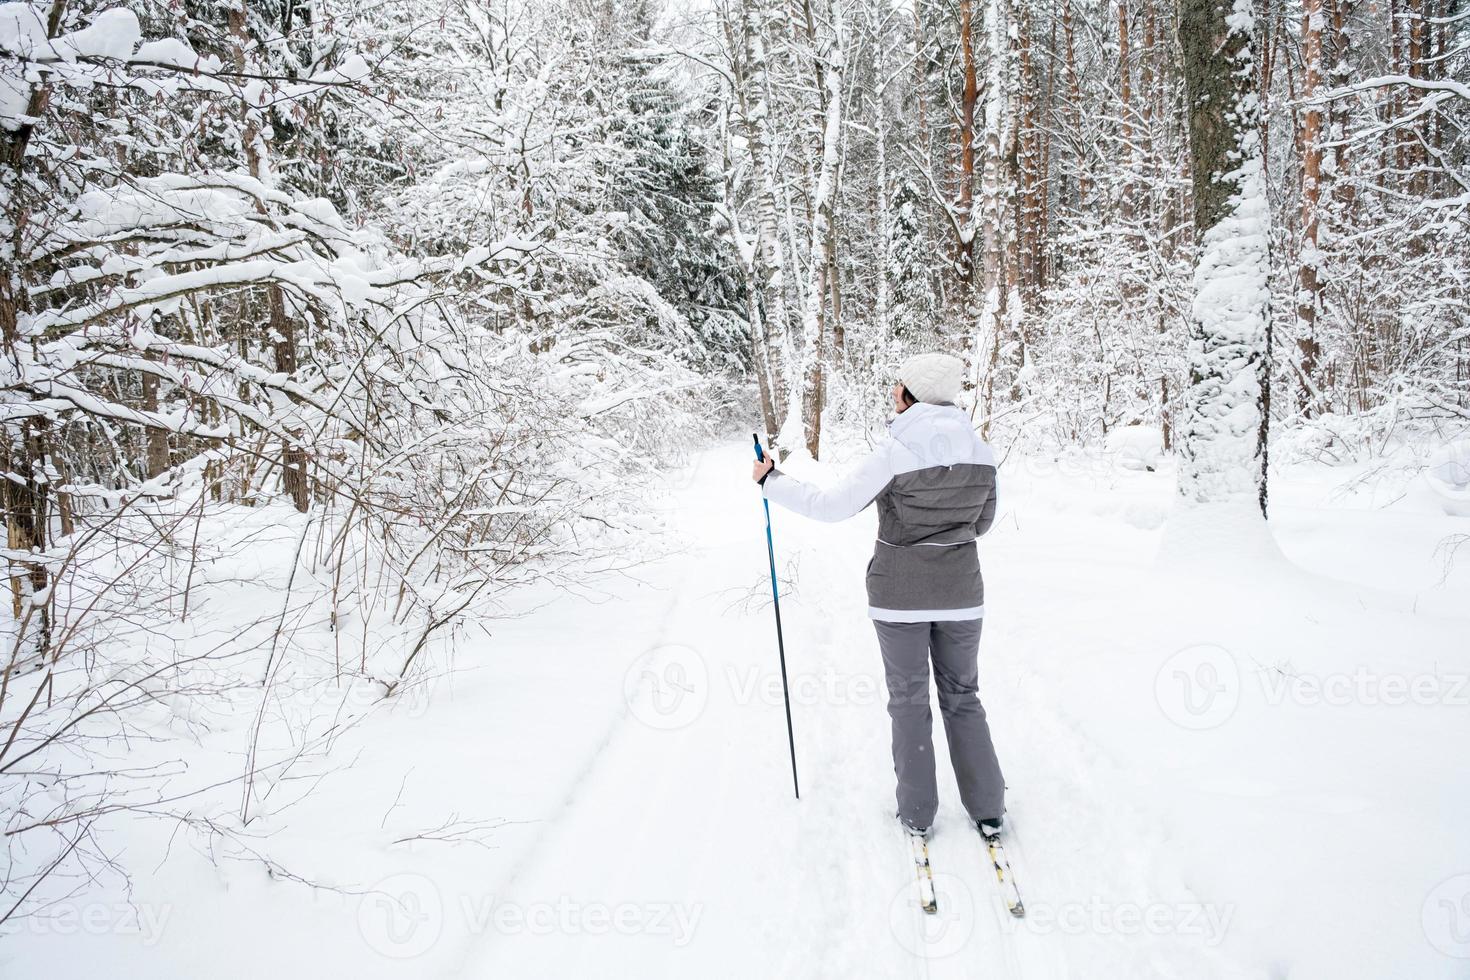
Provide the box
[2,0,1468,975]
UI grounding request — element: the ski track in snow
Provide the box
[9,439,1467,979]
[452,442,1264,978]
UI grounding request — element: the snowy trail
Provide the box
[454,443,931,976]
[446,441,1258,978]
[12,439,1465,979]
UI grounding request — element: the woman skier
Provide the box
[750,352,1005,840]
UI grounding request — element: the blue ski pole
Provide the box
[753,433,800,800]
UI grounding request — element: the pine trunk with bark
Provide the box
[956,0,979,289]
[1118,0,1134,223]
[1296,0,1326,413]
[1177,0,1273,517]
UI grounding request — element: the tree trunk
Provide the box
[0,0,66,652]
[732,0,794,431]
[1390,0,1405,171]
[1296,0,1326,414]
[977,0,1011,355]
[142,368,171,478]
[1259,0,1281,169]
[231,5,308,512]
[271,288,309,513]
[1405,0,1427,194]
[1177,0,1272,517]
[956,0,979,288]
[1140,0,1158,221]
[717,29,779,437]
[1327,0,1355,211]
[1063,0,1088,208]
[1117,0,1134,223]
[1038,8,1056,294]
[875,43,892,345]
[789,0,844,459]
[1018,0,1043,303]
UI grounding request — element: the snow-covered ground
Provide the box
[4,437,1468,978]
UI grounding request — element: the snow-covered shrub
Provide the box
[1105,425,1165,471]
[0,0,736,925]
[1019,225,1193,455]
[1425,442,1470,517]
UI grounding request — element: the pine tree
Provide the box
[1177,0,1273,517]
[606,51,749,368]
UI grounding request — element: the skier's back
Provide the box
[751,353,1005,837]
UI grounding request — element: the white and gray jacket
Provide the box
[761,402,998,622]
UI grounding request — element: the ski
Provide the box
[908,832,939,915]
[982,827,1025,917]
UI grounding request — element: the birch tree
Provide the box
[787,0,847,458]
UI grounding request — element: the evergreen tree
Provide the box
[606,51,749,368]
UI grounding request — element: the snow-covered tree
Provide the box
[0,0,742,922]
[1176,0,1273,517]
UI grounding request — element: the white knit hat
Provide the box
[898,352,965,404]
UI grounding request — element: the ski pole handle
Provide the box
[752,434,776,485]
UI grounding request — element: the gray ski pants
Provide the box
[874,618,1004,830]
